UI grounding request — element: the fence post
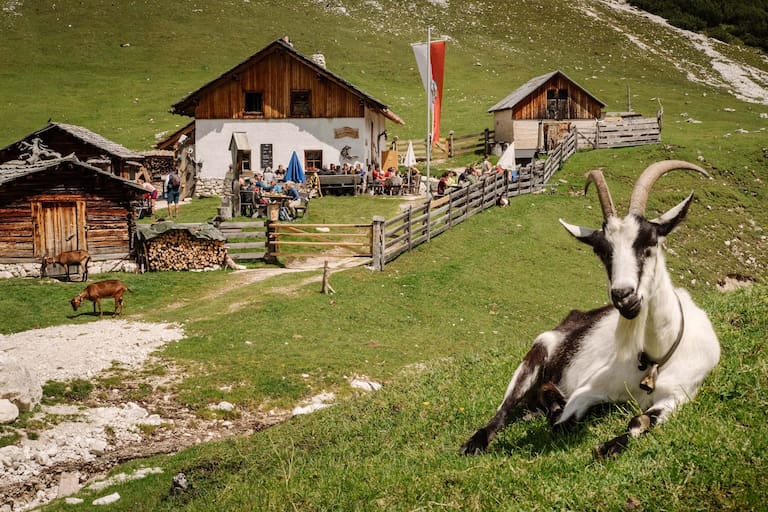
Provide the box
[265,219,279,265]
[484,128,491,156]
[448,130,455,157]
[595,119,600,149]
[406,206,413,250]
[372,216,385,271]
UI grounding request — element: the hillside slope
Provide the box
[1,0,766,150]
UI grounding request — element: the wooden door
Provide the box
[33,201,87,258]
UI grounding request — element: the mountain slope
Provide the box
[1,0,766,150]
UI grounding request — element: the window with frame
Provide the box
[244,92,263,114]
[291,90,311,117]
[304,150,322,170]
[240,151,252,171]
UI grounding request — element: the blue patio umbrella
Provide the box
[285,151,305,183]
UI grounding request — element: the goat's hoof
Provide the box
[593,433,629,461]
[459,430,489,456]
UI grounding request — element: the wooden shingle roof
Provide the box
[0,122,144,160]
[488,70,605,113]
[0,155,146,193]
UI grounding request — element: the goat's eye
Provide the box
[644,248,653,258]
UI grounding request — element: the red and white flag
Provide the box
[412,39,446,146]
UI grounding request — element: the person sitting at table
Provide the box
[275,165,286,181]
[263,167,276,184]
[270,180,283,194]
[283,181,302,216]
[384,169,403,195]
[371,165,385,194]
[437,171,451,197]
[253,173,272,192]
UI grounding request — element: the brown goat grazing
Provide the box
[43,249,91,281]
[70,279,129,318]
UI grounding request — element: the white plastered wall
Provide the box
[195,113,387,180]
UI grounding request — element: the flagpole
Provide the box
[426,27,432,199]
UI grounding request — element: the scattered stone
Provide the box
[92,492,121,505]
[0,398,19,423]
[350,377,382,391]
[57,471,81,498]
[65,497,84,505]
[0,353,42,412]
[291,392,335,416]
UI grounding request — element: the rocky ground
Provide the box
[0,258,368,510]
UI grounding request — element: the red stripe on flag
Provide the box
[430,40,446,145]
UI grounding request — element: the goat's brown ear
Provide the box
[559,219,597,245]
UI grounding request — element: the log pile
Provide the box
[144,231,227,271]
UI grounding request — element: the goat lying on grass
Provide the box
[460,160,720,460]
[70,279,129,318]
[42,249,90,281]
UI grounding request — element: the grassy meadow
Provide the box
[1,0,767,509]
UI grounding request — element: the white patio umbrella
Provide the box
[404,140,417,168]
[497,141,516,171]
[403,140,418,194]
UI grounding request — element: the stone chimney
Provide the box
[311,50,326,68]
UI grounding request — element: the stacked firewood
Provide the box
[144,231,227,271]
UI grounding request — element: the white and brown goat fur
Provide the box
[461,160,720,459]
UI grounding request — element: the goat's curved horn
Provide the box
[628,160,710,217]
[584,170,616,220]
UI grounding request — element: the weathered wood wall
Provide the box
[193,50,365,120]
[0,166,141,263]
[511,75,602,120]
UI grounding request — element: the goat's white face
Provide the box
[560,193,694,319]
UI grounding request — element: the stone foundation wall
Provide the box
[194,177,225,198]
[0,259,139,279]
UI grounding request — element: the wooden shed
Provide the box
[0,156,146,276]
[488,70,605,155]
[0,122,145,180]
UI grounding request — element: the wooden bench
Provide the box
[318,174,362,196]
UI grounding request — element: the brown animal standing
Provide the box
[70,279,129,318]
[42,250,91,281]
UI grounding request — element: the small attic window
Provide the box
[291,90,311,117]
[244,92,263,114]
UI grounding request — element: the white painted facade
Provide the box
[195,111,388,180]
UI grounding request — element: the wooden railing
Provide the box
[217,221,267,261]
[218,129,580,267]
[267,223,373,259]
[390,129,495,163]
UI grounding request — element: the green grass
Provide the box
[2,0,768,509]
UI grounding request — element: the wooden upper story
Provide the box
[171,38,403,124]
[488,70,605,121]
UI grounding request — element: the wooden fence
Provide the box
[390,129,494,163]
[541,126,577,183]
[218,221,267,261]
[575,116,661,149]
[267,223,373,259]
[217,131,575,268]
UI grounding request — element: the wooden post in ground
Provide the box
[321,260,335,294]
[372,216,385,271]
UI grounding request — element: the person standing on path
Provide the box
[167,170,181,218]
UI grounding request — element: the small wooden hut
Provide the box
[488,70,605,156]
[0,156,146,276]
